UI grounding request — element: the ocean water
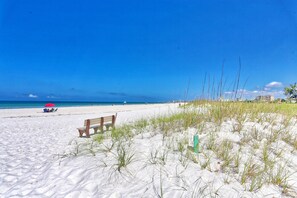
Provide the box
[0,101,159,109]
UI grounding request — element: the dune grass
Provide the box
[68,101,297,196]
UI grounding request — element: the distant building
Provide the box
[255,95,274,102]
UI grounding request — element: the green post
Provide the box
[193,134,199,153]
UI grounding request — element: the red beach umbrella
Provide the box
[44,103,55,107]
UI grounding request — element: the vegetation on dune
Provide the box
[68,101,297,197]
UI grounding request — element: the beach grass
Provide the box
[68,101,297,196]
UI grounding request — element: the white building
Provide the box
[255,95,274,102]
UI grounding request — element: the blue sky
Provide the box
[0,0,297,102]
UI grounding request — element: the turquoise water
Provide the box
[0,101,160,109]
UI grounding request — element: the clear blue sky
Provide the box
[0,0,297,102]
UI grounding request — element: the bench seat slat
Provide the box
[84,118,113,126]
[103,117,113,122]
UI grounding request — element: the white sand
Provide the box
[0,103,179,197]
[1,103,296,197]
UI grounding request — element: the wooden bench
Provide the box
[77,114,117,138]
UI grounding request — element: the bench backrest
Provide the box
[84,114,117,126]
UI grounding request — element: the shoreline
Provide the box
[0,101,169,110]
[0,103,177,118]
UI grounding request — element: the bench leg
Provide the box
[94,127,98,134]
[78,129,84,137]
[86,129,90,138]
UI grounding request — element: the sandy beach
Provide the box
[1,103,297,197]
[0,103,180,197]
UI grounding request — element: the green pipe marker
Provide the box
[193,134,199,153]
